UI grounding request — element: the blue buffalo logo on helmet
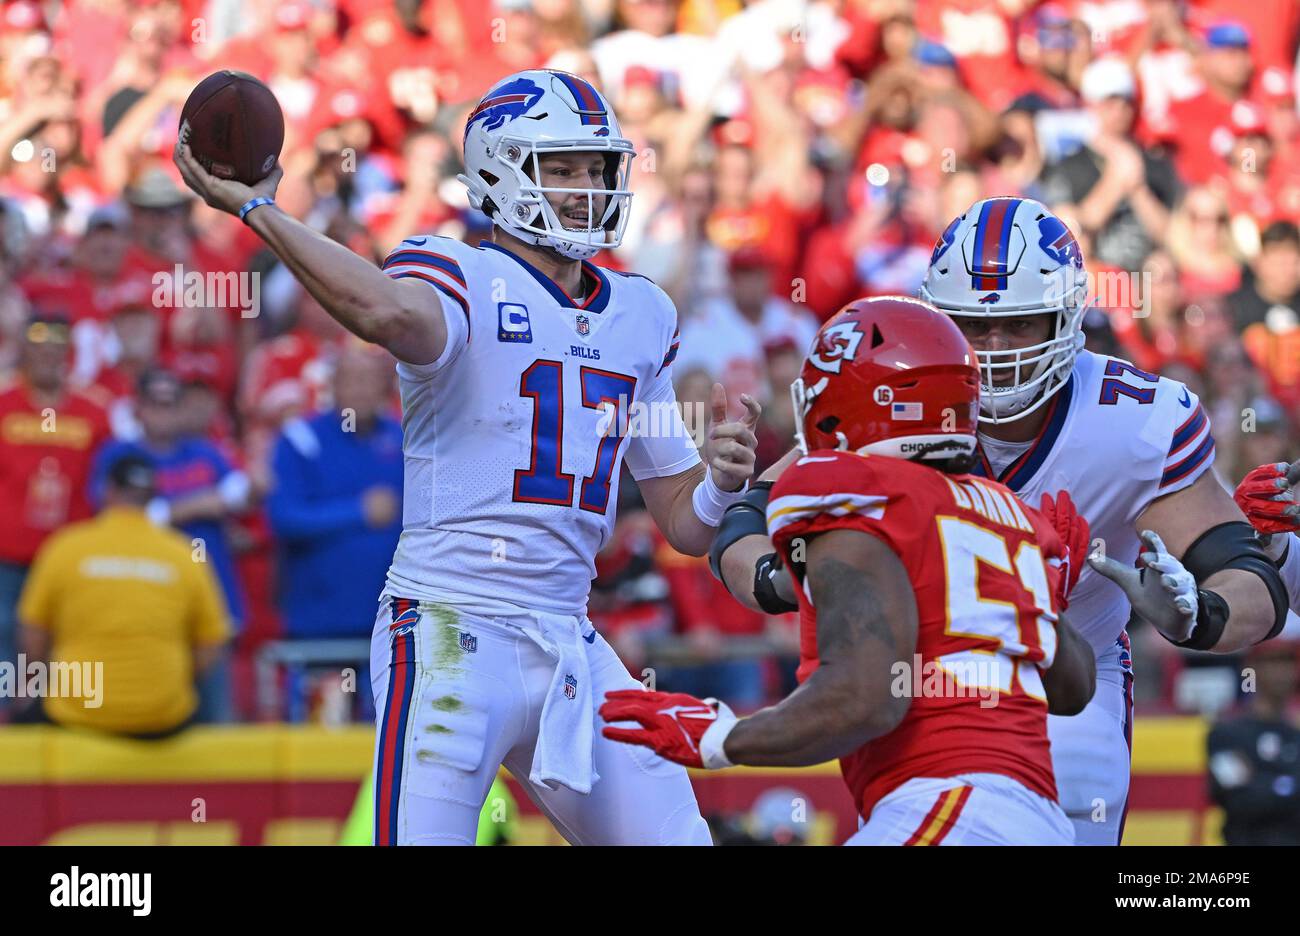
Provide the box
[465,77,546,138]
[929,216,960,266]
[1037,215,1083,269]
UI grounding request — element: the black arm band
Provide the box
[753,552,799,614]
[1181,521,1290,644]
[1172,589,1229,651]
[708,481,775,585]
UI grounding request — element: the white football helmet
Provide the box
[457,70,635,261]
[920,197,1090,424]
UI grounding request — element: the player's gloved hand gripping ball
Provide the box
[1037,490,1091,611]
[1233,461,1299,560]
[1088,530,1198,643]
[600,690,738,769]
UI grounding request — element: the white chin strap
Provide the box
[501,218,605,260]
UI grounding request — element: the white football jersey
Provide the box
[972,349,1216,655]
[380,236,700,617]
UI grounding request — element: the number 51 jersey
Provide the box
[380,236,700,618]
[767,450,1068,818]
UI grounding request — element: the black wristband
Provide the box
[753,552,799,614]
[1172,589,1229,651]
[707,480,776,584]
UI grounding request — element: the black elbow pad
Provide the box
[708,481,774,584]
[753,551,799,615]
[1181,521,1290,643]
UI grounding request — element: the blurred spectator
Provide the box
[1231,221,1300,417]
[1040,58,1180,272]
[90,368,252,721]
[1207,641,1300,845]
[266,344,403,640]
[1108,249,1183,373]
[0,312,111,707]
[590,0,726,113]
[1229,221,1300,334]
[747,786,815,845]
[1166,186,1242,297]
[15,452,230,737]
[708,785,817,844]
[1164,22,1256,186]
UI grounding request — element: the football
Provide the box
[178,70,284,186]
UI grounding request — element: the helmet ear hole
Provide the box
[816,416,840,434]
[870,323,884,348]
[479,169,500,187]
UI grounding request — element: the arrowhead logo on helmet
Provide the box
[807,321,865,374]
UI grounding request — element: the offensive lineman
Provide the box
[714,198,1290,845]
[174,70,762,845]
[601,297,1099,844]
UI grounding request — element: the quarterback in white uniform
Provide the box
[174,70,763,845]
[714,197,1290,846]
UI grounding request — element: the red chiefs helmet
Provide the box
[791,296,981,466]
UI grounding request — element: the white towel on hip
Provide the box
[521,611,599,795]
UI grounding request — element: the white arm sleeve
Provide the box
[622,364,702,482]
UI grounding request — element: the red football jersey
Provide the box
[767,450,1066,817]
[0,378,112,565]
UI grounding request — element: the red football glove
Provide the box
[1233,462,1300,535]
[600,690,737,769]
[1038,489,1092,611]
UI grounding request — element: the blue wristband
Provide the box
[238,196,274,223]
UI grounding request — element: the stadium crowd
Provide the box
[0,0,1298,729]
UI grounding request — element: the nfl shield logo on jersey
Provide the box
[564,674,578,700]
[459,631,478,653]
[576,314,590,336]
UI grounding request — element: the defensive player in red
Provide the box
[600,297,1098,845]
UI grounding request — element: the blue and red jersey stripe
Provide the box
[657,328,681,376]
[383,250,467,288]
[1167,403,1207,458]
[1161,432,1215,488]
